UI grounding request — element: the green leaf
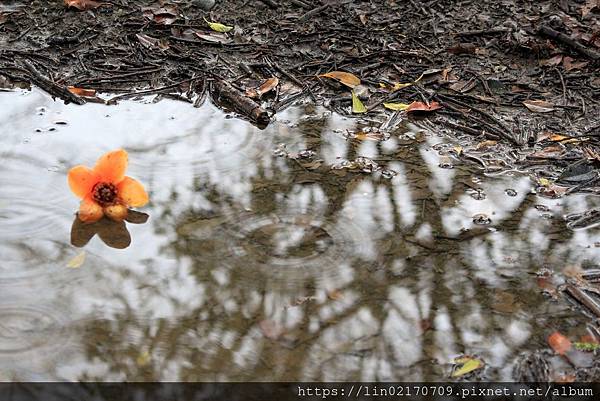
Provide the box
[383,102,410,111]
[67,251,86,268]
[452,357,483,377]
[352,91,367,114]
[204,17,233,33]
[573,342,600,352]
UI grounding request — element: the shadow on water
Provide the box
[0,89,599,381]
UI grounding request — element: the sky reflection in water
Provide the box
[0,89,599,381]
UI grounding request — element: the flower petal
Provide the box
[68,165,99,199]
[94,149,128,184]
[118,176,149,207]
[78,197,104,223]
[104,204,128,222]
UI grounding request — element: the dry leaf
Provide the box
[523,99,554,113]
[406,101,441,113]
[204,17,233,33]
[143,6,178,25]
[452,356,483,377]
[351,91,367,113]
[64,0,101,10]
[68,86,96,97]
[379,82,412,91]
[548,331,572,355]
[195,32,231,44]
[136,351,151,367]
[136,33,170,50]
[475,140,498,150]
[327,289,344,300]
[582,0,600,17]
[319,71,360,88]
[67,251,86,268]
[539,54,563,67]
[245,77,279,99]
[383,102,410,111]
[563,56,589,72]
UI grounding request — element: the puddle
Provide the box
[0,89,599,380]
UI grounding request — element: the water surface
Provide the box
[0,89,599,381]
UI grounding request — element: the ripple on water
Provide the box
[216,209,368,285]
[0,304,71,358]
[0,157,71,241]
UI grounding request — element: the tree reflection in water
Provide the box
[0,95,599,381]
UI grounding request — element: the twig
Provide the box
[538,25,600,60]
[21,60,85,105]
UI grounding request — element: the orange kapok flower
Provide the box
[68,149,148,223]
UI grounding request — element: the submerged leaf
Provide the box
[548,331,572,355]
[452,357,483,377]
[319,71,360,88]
[67,251,86,268]
[383,102,410,111]
[204,17,233,33]
[351,91,367,113]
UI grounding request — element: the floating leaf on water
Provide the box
[136,351,151,367]
[204,17,233,32]
[523,99,555,113]
[319,71,360,88]
[383,102,410,111]
[351,91,367,113]
[548,331,572,355]
[67,251,86,268]
[406,101,441,113]
[64,0,101,10]
[573,342,600,352]
[452,356,483,377]
[327,289,344,300]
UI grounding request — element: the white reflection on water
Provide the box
[0,89,599,381]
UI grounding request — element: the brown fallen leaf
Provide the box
[142,5,178,25]
[475,140,498,150]
[64,0,101,10]
[563,56,589,72]
[447,43,477,55]
[319,71,360,88]
[136,33,169,50]
[68,86,96,97]
[548,331,572,355]
[245,77,279,99]
[523,99,554,113]
[194,31,231,44]
[539,54,563,67]
[406,101,441,113]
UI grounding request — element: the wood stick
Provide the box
[538,25,600,60]
[212,80,270,128]
[21,60,86,105]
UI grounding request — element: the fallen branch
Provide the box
[538,25,600,60]
[212,80,270,128]
[21,60,85,105]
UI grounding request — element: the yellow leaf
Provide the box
[452,357,483,377]
[453,146,463,156]
[67,251,86,268]
[319,71,360,88]
[136,351,151,367]
[538,178,551,187]
[379,82,412,91]
[352,91,367,113]
[204,17,233,33]
[383,102,410,111]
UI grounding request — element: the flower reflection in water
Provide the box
[70,210,149,249]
